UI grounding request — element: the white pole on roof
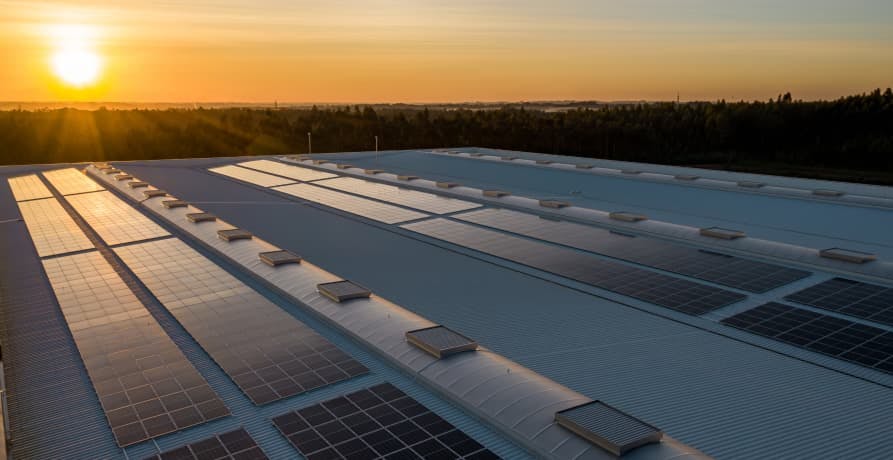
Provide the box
[307,132,312,155]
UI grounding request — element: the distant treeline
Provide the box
[2,89,892,183]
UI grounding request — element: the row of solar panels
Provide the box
[90,164,703,459]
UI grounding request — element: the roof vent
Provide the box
[142,190,167,198]
[406,326,478,359]
[819,248,877,264]
[609,211,648,222]
[127,181,149,189]
[555,401,663,456]
[93,162,111,169]
[621,169,641,175]
[436,182,459,189]
[114,174,133,181]
[469,153,484,157]
[217,228,253,242]
[483,190,510,198]
[259,250,302,267]
[501,156,518,161]
[675,174,700,181]
[336,164,353,170]
[162,199,188,209]
[700,227,746,240]
[447,151,460,155]
[364,169,384,175]
[104,168,122,175]
[317,280,372,303]
[535,160,553,165]
[813,189,844,197]
[397,175,418,181]
[312,160,330,165]
[539,199,571,209]
[186,212,216,223]
[576,164,593,169]
[737,180,765,188]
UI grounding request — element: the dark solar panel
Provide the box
[555,401,662,456]
[406,326,478,359]
[403,219,745,315]
[318,280,372,303]
[786,278,893,326]
[455,209,809,293]
[721,302,893,374]
[272,383,500,459]
[142,428,268,460]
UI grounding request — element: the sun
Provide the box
[47,24,103,88]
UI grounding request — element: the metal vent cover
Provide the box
[113,174,133,181]
[535,160,552,165]
[609,211,648,222]
[621,169,641,175]
[483,190,510,198]
[813,189,844,197]
[186,212,217,223]
[539,200,570,209]
[312,160,330,165]
[737,180,765,188]
[501,156,518,161]
[555,401,663,456]
[127,181,149,189]
[317,280,371,303]
[469,153,484,157]
[576,164,593,169]
[819,248,877,264]
[217,228,253,242]
[364,169,384,175]
[104,168,122,175]
[700,227,746,240]
[259,250,302,267]
[142,190,167,198]
[675,174,700,181]
[397,175,419,181]
[161,199,188,209]
[336,164,353,169]
[406,325,478,359]
[436,181,459,189]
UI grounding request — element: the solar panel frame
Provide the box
[786,278,893,327]
[208,165,296,187]
[237,159,338,182]
[17,198,94,257]
[7,174,53,201]
[65,191,171,246]
[315,176,481,214]
[141,428,267,460]
[273,183,428,224]
[42,168,106,195]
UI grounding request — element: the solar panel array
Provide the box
[63,191,171,246]
[316,176,482,214]
[142,428,267,460]
[721,302,893,374]
[17,198,94,257]
[403,219,745,315]
[7,174,53,201]
[272,383,499,460]
[42,168,106,195]
[786,278,893,326]
[456,208,809,293]
[115,238,368,405]
[208,165,296,187]
[274,183,427,224]
[238,159,337,182]
[42,252,229,446]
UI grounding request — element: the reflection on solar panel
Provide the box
[721,302,893,374]
[7,174,53,201]
[17,198,94,257]
[273,183,427,224]
[272,383,499,460]
[142,428,267,460]
[42,252,229,446]
[65,191,170,246]
[316,176,481,214]
[238,159,337,182]
[555,401,662,456]
[208,165,296,187]
[786,278,893,326]
[456,208,809,293]
[114,238,368,405]
[42,168,105,195]
[404,219,745,315]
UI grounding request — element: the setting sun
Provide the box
[47,24,103,88]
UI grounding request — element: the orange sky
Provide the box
[2,1,892,103]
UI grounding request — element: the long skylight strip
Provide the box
[208,165,296,187]
[42,168,106,195]
[315,176,481,214]
[42,251,229,447]
[7,174,53,201]
[238,159,337,182]
[17,198,94,257]
[273,183,428,224]
[64,191,170,246]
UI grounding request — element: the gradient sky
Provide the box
[2,0,892,102]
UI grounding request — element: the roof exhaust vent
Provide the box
[142,190,167,198]
[259,250,302,266]
[700,227,746,240]
[104,168,122,175]
[317,280,371,303]
[162,199,188,209]
[469,153,484,157]
[186,212,216,223]
[406,326,478,359]
[127,181,149,189]
[737,180,765,188]
[436,182,459,189]
[113,174,133,181]
[539,199,571,209]
[364,169,384,175]
[813,189,844,197]
[483,190,510,198]
[555,401,663,456]
[535,160,552,165]
[675,174,700,181]
[217,228,253,242]
[447,151,460,155]
[819,248,877,264]
[609,211,648,222]
[312,160,330,165]
[336,164,353,170]
[397,175,418,181]
[576,164,593,169]
[621,169,641,175]
[501,156,518,161]
[93,163,111,169]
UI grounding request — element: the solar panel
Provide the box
[555,401,662,456]
[208,165,296,187]
[456,209,808,293]
[819,248,877,264]
[721,302,893,374]
[186,212,217,223]
[42,252,229,447]
[315,176,481,214]
[218,228,253,242]
[317,280,372,303]
[406,326,478,359]
[7,174,53,201]
[141,428,267,460]
[272,383,499,459]
[273,183,428,224]
[65,191,171,246]
[403,219,745,315]
[114,238,368,405]
[238,159,337,182]
[259,250,302,267]
[786,278,893,326]
[42,168,105,195]
[17,198,94,257]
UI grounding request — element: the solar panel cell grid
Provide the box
[238,159,337,182]
[17,198,94,257]
[7,174,53,201]
[142,428,268,460]
[65,191,171,246]
[315,176,481,214]
[786,278,893,327]
[272,383,499,459]
[273,183,428,224]
[42,168,106,195]
[208,165,296,187]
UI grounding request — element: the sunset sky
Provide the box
[2,0,892,103]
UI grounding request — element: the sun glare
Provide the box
[47,24,103,88]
